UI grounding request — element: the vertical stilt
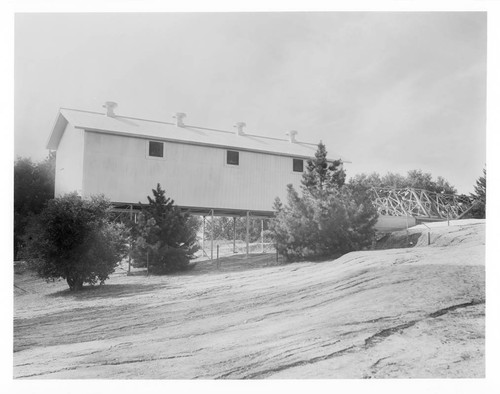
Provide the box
[202,216,206,257]
[246,211,250,257]
[211,210,214,261]
[261,219,264,253]
[217,245,220,269]
[128,205,133,274]
[233,216,237,254]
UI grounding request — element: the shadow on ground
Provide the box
[48,282,170,300]
[179,253,288,276]
[375,232,422,250]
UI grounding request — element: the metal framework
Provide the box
[370,187,473,220]
[109,203,274,261]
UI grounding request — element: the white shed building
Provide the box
[46,103,348,217]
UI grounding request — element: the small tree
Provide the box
[469,168,486,219]
[21,193,127,291]
[130,184,200,274]
[271,143,377,261]
[14,152,56,259]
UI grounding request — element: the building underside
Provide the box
[109,202,273,261]
[110,202,274,220]
[109,187,476,260]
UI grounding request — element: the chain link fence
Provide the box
[196,216,275,260]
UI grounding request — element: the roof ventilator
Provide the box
[286,130,298,143]
[173,112,186,127]
[234,122,246,136]
[103,101,118,117]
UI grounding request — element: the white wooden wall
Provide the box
[55,123,85,197]
[81,130,305,211]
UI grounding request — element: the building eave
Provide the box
[45,110,69,150]
[81,127,344,162]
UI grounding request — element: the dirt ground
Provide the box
[13,220,485,379]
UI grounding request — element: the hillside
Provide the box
[13,220,485,379]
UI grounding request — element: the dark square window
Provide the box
[227,150,239,165]
[149,141,164,158]
[293,158,303,172]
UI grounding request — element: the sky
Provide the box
[14,12,486,194]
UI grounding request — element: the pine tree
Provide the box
[131,184,200,273]
[301,142,346,196]
[146,183,175,221]
[271,143,377,261]
[470,168,486,219]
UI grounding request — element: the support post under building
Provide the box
[233,216,237,254]
[202,216,205,258]
[246,211,250,257]
[261,219,264,253]
[210,210,214,261]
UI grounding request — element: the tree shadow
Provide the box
[48,282,170,300]
[375,232,422,250]
[175,253,289,276]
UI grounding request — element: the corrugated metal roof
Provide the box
[47,108,349,162]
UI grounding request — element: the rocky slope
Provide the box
[13,220,485,379]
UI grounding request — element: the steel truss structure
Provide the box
[370,187,473,220]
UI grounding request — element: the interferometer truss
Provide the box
[370,187,474,220]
